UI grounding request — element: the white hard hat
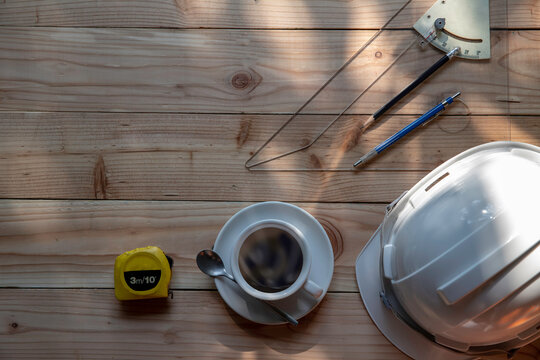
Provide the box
[356,141,540,360]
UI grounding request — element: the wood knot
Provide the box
[228,67,263,93]
[299,138,311,147]
[309,154,323,169]
[341,118,366,152]
[375,51,382,58]
[93,154,108,199]
[10,322,18,329]
[231,72,252,89]
[318,218,344,261]
[236,118,252,147]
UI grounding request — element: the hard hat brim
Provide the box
[355,226,474,360]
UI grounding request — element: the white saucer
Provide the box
[213,201,334,325]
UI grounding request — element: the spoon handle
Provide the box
[262,300,299,326]
[223,273,298,326]
[196,248,299,326]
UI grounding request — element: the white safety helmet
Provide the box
[356,141,540,360]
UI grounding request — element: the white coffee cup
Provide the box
[230,219,323,302]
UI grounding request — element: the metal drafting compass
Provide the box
[244,0,491,171]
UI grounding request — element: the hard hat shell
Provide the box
[356,142,540,359]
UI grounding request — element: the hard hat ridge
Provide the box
[357,142,540,360]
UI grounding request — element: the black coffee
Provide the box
[238,226,303,293]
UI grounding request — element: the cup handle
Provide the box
[303,279,323,299]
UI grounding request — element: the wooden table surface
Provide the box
[0,0,539,359]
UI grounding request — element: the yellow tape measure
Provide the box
[114,246,173,300]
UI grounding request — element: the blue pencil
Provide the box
[353,92,461,167]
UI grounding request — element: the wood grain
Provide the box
[0,289,410,360]
[508,31,540,115]
[0,113,516,201]
[0,28,522,115]
[0,200,383,292]
[0,152,425,202]
[0,0,538,359]
[0,289,538,360]
[0,0,536,29]
[511,116,540,143]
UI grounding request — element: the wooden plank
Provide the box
[0,200,383,292]
[0,289,538,359]
[0,152,424,202]
[507,0,540,29]
[508,31,540,115]
[511,116,540,144]
[0,153,99,199]
[0,289,409,360]
[0,113,511,201]
[0,28,517,115]
[0,0,535,29]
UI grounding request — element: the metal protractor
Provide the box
[414,0,491,60]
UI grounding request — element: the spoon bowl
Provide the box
[196,249,234,280]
